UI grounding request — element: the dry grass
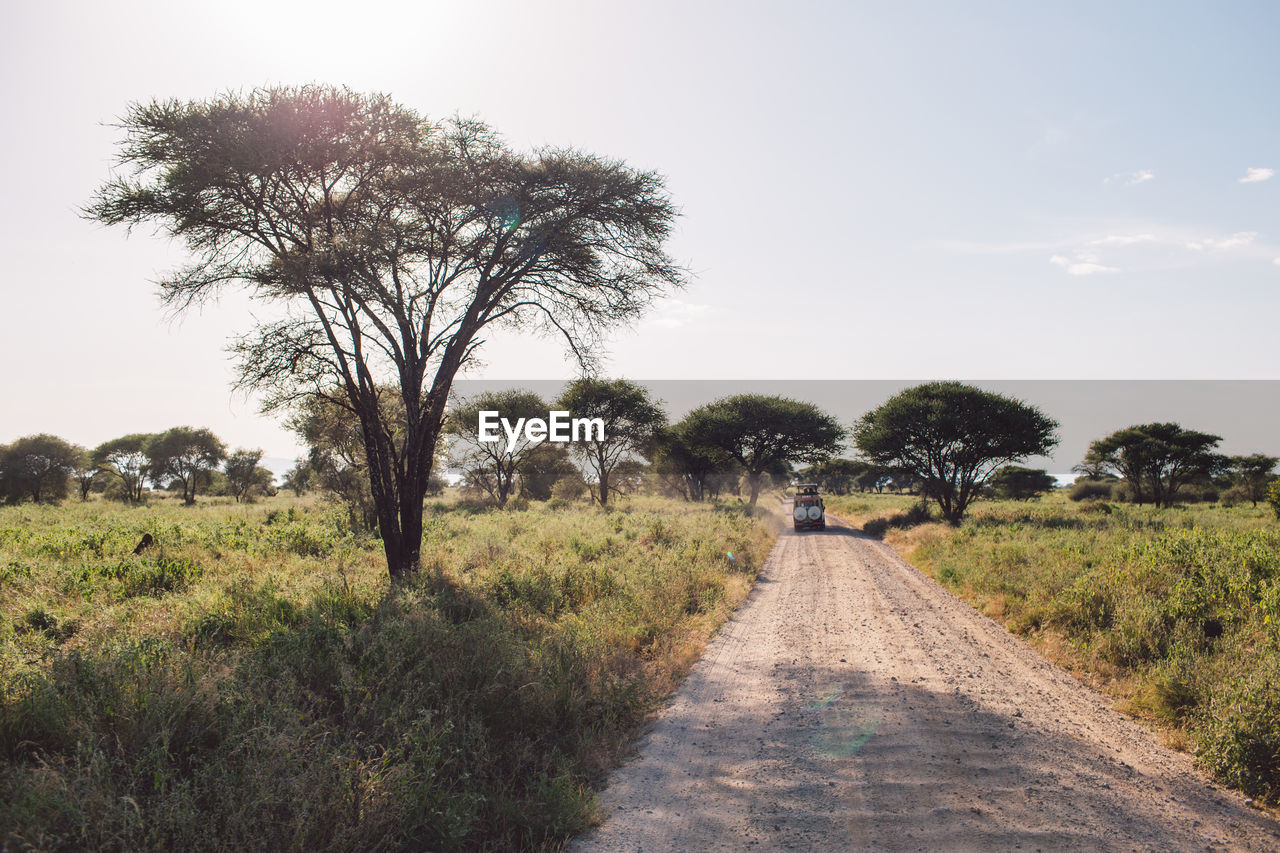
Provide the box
[1,492,777,851]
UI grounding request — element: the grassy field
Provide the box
[831,491,1280,804]
[0,493,778,852]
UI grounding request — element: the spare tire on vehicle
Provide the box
[793,506,808,521]
[807,505,823,521]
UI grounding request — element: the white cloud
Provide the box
[1186,231,1257,251]
[1089,234,1157,246]
[1273,257,1280,266]
[1104,170,1154,186]
[1239,167,1275,184]
[1050,255,1119,275]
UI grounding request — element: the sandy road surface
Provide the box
[572,511,1280,852]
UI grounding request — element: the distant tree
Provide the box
[516,443,579,501]
[610,458,650,497]
[251,467,277,499]
[146,427,226,505]
[988,466,1057,501]
[1268,478,1280,519]
[90,85,683,579]
[756,457,794,496]
[0,434,81,503]
[555,378,666,507]
[1226,454,1279,508]
[551,470,589,501]
[854,382,1059,524]
[92,433,153,503]
[224,448,271,503]
[289,394,381,531]
[799,458,864,495]
[1070,459,1111,482]
[849,462,890,493]
[280,457,313,496]
[447,390,549,507]
[68,445,98,501]
[861,464,910,493]
[1083,423,1223,508]
[652,422,737,501]
[682,395,844,507]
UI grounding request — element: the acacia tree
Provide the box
[289,393,383,531]
[682,395,844,507]
[90,86,682,579]
[854,382,1058,524]
[651,422,737,501]
[146,427,226,505]
[0,435,81,503]
[224,448,271,502]
[69,445,97,501]
[1083,423,1223,508]
[1227,453,1279,508]
[92,433,153,503]
[281,458,313,496]
[446,389,548,506]
[555,378,666,506]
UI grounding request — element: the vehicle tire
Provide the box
[793,506,808,522]
[806,505,822,521]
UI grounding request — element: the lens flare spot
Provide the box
[808,683,880,758]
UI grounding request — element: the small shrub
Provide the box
[862,518,889,538]
[1197,673,1280,803]
[18,607,58,635]
[862,502,931,539]
[1111,481,1137,503]
[551,476,588,502]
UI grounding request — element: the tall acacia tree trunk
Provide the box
[355,370,453,581]
[597,471,610,507]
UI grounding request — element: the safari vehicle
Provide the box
[792,483,826,531]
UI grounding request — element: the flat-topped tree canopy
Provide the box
[89,85,684,577]
[854,382,1059,524]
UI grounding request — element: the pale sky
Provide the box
[2,1,1278,460]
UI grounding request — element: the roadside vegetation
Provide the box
[840,490,1280,804]
[1,493,776,851]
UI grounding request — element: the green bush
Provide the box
[1068,480,1115,502]
[1196,664,1280,803]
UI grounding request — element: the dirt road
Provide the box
[572,512,1280,851]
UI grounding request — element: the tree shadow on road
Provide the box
[584,661,1279,851]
